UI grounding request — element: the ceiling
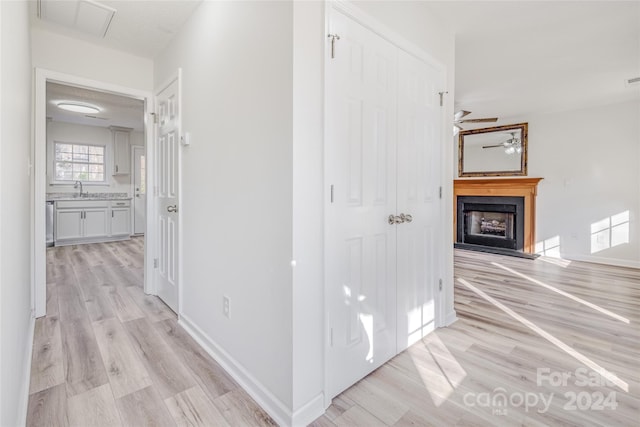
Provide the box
[47,82,145,130]
[427,1,640,127]
[31,0,202,58]
[34,1,639,131]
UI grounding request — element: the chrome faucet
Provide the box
[74,180,84,197]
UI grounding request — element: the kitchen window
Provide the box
[54,142,106,182]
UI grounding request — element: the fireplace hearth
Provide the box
[456,195,527,255]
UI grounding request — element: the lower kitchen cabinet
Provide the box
[54,199,131,245]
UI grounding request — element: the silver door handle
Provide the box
[388,214,404,225]
[167,205,178,213]
[400,213,413,223]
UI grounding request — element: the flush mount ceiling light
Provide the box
[57,102,101,114]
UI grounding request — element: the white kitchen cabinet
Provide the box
[55,201,108,244]
[110,126,132,175]
[55,209,83,240]
[110,200,131,237]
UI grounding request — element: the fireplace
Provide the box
[456,196,525,252]
[454,178,542,255]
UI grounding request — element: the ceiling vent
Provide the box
[38,0,116,38]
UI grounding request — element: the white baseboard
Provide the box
[179,314,320,427]
[291,392,325,427]
[444,310,458,327]
[562,253,640,270]
[18,315,36,426]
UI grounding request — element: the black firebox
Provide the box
[456,196,525,252]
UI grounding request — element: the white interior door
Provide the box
[326,8,445,401]
[155,77,180,313]
[132,145,146,235]
[326,9,398,399]
[396,50,443,351]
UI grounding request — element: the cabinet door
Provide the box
[110,208,131,236]
[84,208,109,238]
[56,209,83,240]
[113,130,131,175]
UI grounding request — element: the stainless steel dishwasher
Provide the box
[46,201,54,247]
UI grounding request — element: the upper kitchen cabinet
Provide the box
[110,126,132,175]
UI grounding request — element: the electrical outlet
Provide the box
[223,296,230,319]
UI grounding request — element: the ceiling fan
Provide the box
[454,110,498,130]
[482,131,522,155]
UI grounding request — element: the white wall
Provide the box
[0,1,34,425]
[154,0,295,419]
[31,27,153,91]
[46,121,142,195]
[525,100,640,267]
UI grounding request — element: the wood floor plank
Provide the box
[105,283,145,322]
[213,389,277,427]
[60,317,109,396]
[26,383,69,427]
[332,404,386,427]
[115,386,174,427]
[154,319,237,401]
[75,268,116,322]
[67,383,122,427]
[93,317,152,398]
[165,386,231,427]
[126,285,176,323]
[29,316,65,394]
[123,317,197,398]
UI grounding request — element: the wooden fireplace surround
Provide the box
[454,178,543,254]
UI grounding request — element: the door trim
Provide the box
[33,68,154,317]
[323,1,447,406]
[131,144,145,235]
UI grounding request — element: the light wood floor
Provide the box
[311,250,640,427]
[29,242,640,426]
[27,238,276,427]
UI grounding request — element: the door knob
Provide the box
[388,214,404,225]
[167,205,178,213]
[400,213,413,223]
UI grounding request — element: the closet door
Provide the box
[325,9,398,399]
[396,51,444,351]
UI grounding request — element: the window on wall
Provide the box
[54,142,105,182]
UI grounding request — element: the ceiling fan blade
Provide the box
[454,110,471,121]
[482,144,504,149]
[459,117,498,123]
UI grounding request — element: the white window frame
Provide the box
[51,141,108,185]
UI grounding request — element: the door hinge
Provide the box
[439,279,443,291]
[439,186,442,199]
[438,91,448,107]
[330,184,334,203]
[150,112,158,124]
[153,258,158,268]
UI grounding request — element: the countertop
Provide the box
[47,192,132,202]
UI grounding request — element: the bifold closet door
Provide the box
[326,8,444,400]
[396,50,443,352]
[325,8,399,399]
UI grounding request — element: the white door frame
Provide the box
[32,68,155,317]
[323,0,448,406]
[131,144,145,235]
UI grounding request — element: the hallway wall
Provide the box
[0,1,34,425]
